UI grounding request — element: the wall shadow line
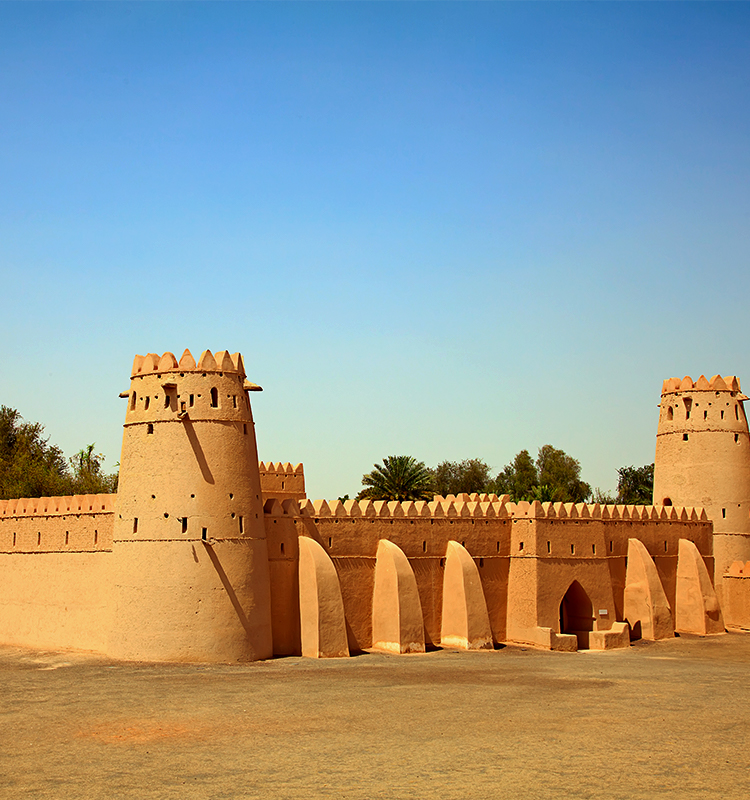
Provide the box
[183,419,214,484]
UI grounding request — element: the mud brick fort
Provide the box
[1,349,749,661]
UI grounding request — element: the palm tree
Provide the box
[357,455,434,502]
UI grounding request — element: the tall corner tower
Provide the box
[654,374,750,590]
[108,348,273,662]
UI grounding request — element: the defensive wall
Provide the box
[0,349,743,662]
[262,493,717,656]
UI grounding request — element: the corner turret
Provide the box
[108,349,273,662]
[654,374,750,594]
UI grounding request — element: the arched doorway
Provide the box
[559,581,595,650]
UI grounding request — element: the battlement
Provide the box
[131,349,248,379]
[259,461,304,475]
[0,494,115,517]
[261,496,705,523]
[661,374,743,394]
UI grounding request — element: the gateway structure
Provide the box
[0,350,745,661]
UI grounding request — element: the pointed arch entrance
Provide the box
[559,581,595,650]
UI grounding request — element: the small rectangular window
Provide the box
[570,544,575,555]
[182,517,188,534]
[239,516,244,534]
[189,394,194,407]
[722,508,726,518]
[547,541,551,554]
[133,518,138,534]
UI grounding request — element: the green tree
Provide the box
[357,455,434,502]
[491,445,591,503]
[69,444,119,494]
[492,449,538,500]
[0,406,118,499]
[536,444,591,503]
[430,458,493,496]
[616,463,654,505]
[592,487,616,504]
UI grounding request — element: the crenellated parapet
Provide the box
[661,374,743,394]
[131,349,247,378]
[0,494,115,517]
[259,461,306,502]
[0,494,114,554]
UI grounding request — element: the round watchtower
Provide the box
[108,348,273,662]
[654,374,750,592]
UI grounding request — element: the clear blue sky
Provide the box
[2,2,749,498]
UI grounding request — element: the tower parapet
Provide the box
[654,374,750,591]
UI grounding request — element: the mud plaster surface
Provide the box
[0,634,748,800]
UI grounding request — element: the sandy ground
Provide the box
[0,633,748,800]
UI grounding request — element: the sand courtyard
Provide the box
[1,634,748,800]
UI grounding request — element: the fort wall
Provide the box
[0,495,115,652]
[262,494,712,655]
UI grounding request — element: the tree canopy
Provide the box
[0,406,118,499]
[616,463,654,505]
[357,455,434,502]
[356,446,593,503]
[429,458,493,497]
[492,445,591,503]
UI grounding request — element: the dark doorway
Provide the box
[559,581,595,649]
